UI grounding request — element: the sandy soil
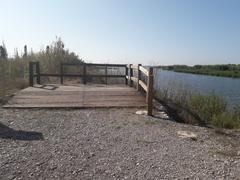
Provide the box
[0,107,240,179]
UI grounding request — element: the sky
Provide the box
[1,0,240,65]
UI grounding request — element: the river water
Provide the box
[154,69,240,107]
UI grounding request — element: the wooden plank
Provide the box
[131,64,138,70]
[139,80,147,92]
[4,103,146,108]
[12,97,146,104]
[4,84,147,108]
[130,76,138,83]
[139,66,149,76]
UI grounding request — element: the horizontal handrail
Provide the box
[62,62,127,67]
[139,66,149,77]
[130,64,138,70]
[29,61,128,86]
[139,80,147,92]
[38,73,125,78]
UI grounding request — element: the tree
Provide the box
[23,45,28,57]
[53,37,65,56]
[14,48,19,59]
[0,42,8,60]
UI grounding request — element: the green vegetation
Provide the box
[155,85,240,129]
[0,37,83,100]
[159,64,240,78]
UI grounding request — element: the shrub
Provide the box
[211,112,240,129]
[188,93,227,124]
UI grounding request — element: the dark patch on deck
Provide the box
[4,84,147,108]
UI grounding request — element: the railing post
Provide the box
[60,63,63,84]
[36,62,40,84]
[147,67,154,116]
[29,62,34,87]
[129,64,133,87]
[137,64,141,91]
[83,63,86,84]
[125,65,128,85]
[105,64,108,85]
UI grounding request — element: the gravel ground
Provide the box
[0,107,240,179]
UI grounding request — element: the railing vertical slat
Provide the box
[60,63,63,84]
[137,64,141,91]
[36,62,40,84]
[125,65,128,85]
[29,62,34,87]
[105,65,108,85]
[147,67,154,116]
[83,63,86,84]
[129,64,133,87]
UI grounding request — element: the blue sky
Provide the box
[1,0,240,65]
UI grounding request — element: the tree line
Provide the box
[158,64,240,78]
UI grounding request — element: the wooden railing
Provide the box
[29,62,128,86]
[29,62,154,116]
[126,64,154,116]
[29,62,40,86]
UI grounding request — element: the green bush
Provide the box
[211,112,240,129]
[188,93,227,124]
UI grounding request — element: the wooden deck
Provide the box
[4,84,147,108]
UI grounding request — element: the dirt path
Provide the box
[0,107,240,179]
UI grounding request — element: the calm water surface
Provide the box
[154,69,240,107]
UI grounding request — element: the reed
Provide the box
[155,84,240,129]
[0,37,83,99]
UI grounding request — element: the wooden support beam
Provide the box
[139,80,147,92]
[105,65,108,84]
[137,64,141,91]
[130,76,138,83]
[36,62,40,84]
[83,64,86,84]
[29,62,34,87]
[129,64,133,87]
[139,66,149,76]
[125,65,128,85]
[60,63,63,84]
[147,67,154,116]
[39,74,126,78]
[131,64,138,70]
